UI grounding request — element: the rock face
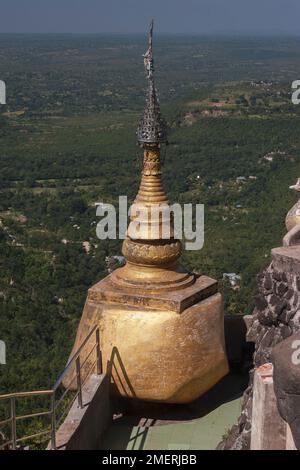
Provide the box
[272,332,300,450]
[218,246,300,450]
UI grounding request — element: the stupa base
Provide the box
[110,261,195,293]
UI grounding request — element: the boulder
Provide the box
[272,332,300,450]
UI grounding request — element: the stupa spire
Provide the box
[111,20,194,292]
[134,20,169,207]
[137,19,168,145]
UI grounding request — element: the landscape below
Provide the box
[1,34,300,445]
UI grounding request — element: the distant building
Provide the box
[223,273,241,289]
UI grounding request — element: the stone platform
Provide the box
[101,373,246,450]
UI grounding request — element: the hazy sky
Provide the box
[0,0,299,35]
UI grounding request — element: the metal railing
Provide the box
[0,326,102,450]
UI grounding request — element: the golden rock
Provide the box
[69,276,228,403]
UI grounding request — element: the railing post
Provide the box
[50,393,56,450]
[10,397,17,450]
[76,357,83,409]
[96,329,102,375]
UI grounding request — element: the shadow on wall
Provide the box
[107,346,137,399]
[224,314,254,372]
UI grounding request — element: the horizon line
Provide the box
[0,31,300,38]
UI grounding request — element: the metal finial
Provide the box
[137,20,168,146]
[143,19,154,79]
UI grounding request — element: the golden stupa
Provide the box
[66,21,228,404]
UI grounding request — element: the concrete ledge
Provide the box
[272,246,300,274]
[47,374,112,450]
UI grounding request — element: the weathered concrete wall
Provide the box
[250,364,287,450]
[48,374,112,450]
[250,363,297,450]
